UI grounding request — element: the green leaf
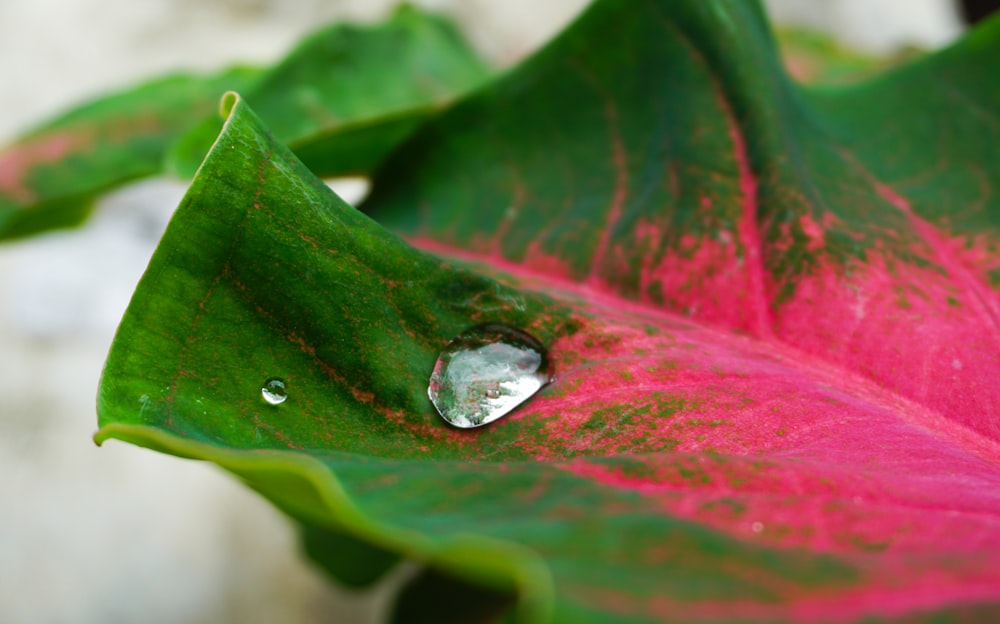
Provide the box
[0,5,488,241]
[165,4,491,179]
[96,92,575,621]
[97,1,1000,622]
[0,68,259,240]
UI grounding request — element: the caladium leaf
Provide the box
[0,68,259,240]
[166,4,491,179]
[97,1,1000,623]
[0,6,489,241]
[366,0,1000,448]
[96,92,577,621]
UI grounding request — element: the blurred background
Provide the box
[0,0,985,622]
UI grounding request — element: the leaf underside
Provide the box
[97,1,1000,623]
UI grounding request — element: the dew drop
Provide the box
[261,378,287,405]
[428,324,552,429]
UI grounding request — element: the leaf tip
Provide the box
[219,91,241,119]
[92,427,111,447]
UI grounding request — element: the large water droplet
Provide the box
[428,324,552,428]
[261,378,287,405]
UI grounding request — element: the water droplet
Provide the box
[428,324,552,428]
[261,378,287,405]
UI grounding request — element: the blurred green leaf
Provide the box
[0,5,489,241]
[166,5,490,179]
[0,68,259,240]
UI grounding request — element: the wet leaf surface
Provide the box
[97,1,1000,622]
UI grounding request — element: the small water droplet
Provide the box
[261,378,287,405]
[428,324,552,428]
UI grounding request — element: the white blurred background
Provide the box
[0,1,968,622]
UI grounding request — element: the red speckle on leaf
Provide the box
[379,405,465,444]
[410,230,1000,460]
[547,395,1000,619]
[0,132,86,203]
[725,99,773,341]
[876,181,1000,335]
[642,234,756,331]
[579,576,1000,623]
[572,63,629,289]
[774,251,1000,442]
[873,181,910,213]
[405,190,1000,615]
[798,213,825,251]
[0,109,170,209]
[962,232,1000,276]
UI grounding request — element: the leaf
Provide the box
[366,0,1000,448]
[166,4,491,179]
[97,2,1000,624]
[0,5,488,241]
[97,92,576,622]
[774,27,921,85]
[0,68,259,240]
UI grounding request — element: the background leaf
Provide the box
[0,5,489,241]
[97,0,1000,622]
[166,4,491,179]
[0,68,259,240]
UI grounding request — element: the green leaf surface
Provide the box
[97,92,572,622]
[97,1,1000,622]
[165,4,491,179]
[0,68,259,240]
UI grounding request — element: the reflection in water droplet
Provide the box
[261,378,287,405]
[428,324,552,428]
